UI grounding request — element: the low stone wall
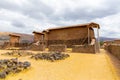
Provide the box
[47,38,89,48]
[30,44,45,51]
[72,45,95,53]
[105,44,120,60]
[49,45,66,52]
[3,42,29,49]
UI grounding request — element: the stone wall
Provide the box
[3,42,29,49]
[72,45,95,53]
[30,44,45,51]
[47,38,89,48]
[49,45,66,52]
[105,44,120,60]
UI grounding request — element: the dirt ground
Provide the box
[0,49,119,80]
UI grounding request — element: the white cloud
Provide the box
[92,12,120,38]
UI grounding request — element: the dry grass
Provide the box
[0,49,119,80]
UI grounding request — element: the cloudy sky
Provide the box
[0,0,120,38]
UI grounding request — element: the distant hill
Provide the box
[0,32,33,45]
[100,37,117,41]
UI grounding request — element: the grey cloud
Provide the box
[0,0,120,38]
[0,0,120,21]
[21,0,54,20]
[0,0,21,11]
[51,7,119,21]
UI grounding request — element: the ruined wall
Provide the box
[10,36,20,44]
[49,45,66,52]
[30,44,45,51]
[105,44,120,60]
[9,36,20,47]
[45,27,94,47]
[34,33,43,42]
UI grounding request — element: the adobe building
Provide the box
[31,31,45,51]
[33,22,100,53]
[33,31,44,42]
[9,34,21,47]
[43,22,100,47]
[114,39,120,44]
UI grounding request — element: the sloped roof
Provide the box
[9,34,21,37]
[33,31,44,35]
[44,22,100,32]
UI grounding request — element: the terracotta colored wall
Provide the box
[114,40,120,44]
[34,33,44,42]
[45,27,95,47]
[10,36,20,44]
[47,27,94,40]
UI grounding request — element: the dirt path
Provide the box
[0,49,119,80]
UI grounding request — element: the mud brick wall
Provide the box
[49,45,66,52]
[105,44,120,60]
[3,42,17,48]
[33,33,44,42]
[19,43,29,47]
[10,36,20,44]
[72,45,95,53]
[2,42,10,49]
[47,27,94,40]
[30,44,45,51]
[45,27,94,47]
[0,45,3,49]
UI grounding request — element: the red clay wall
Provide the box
[34,33,44,42]
[10,36,20,44]
[45,27,95,47]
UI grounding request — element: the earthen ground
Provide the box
[0,49,119,80]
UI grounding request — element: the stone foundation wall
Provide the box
[48,38,90,48]
[49,45,66,52]
[30,44,45,51]
[3,42,30,49]
[72,45,95,53]
[105,44,120,60]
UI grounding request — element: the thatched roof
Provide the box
[33,31,44,35]
[44,22,100,32]
[9,34,21,37]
